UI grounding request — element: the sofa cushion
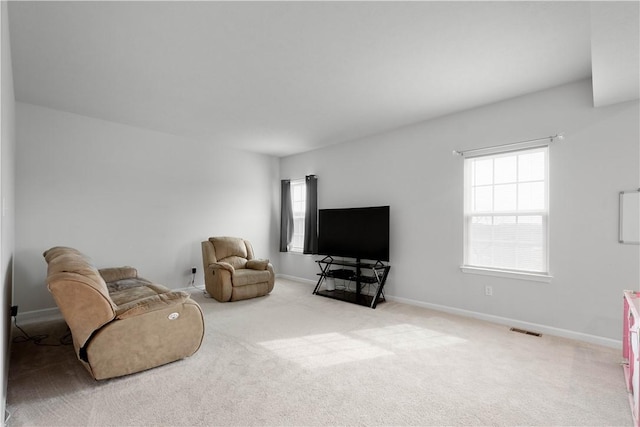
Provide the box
[99,266,138,283]
[109,282,173,306]
[43,246,88,263]
[222,256,247,270]
[210,237,247,260]
[115,291,190,319]
[106,277,152,293]
[43,247,117,351]
[43,247,112,308]
[47,253,98,276]
[110,285,157,306]
[246,259,269,270]
[233,269,272,287]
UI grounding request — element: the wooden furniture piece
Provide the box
[313,256,390,309]
[623,290,640,426]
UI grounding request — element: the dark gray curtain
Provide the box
[280,180,293,252]
[303,175,318,254]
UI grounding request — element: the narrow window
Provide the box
[463,146,549,275]
[290,179,306,253]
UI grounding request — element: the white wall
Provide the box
[15,103,279,313]
[1,0,16,420]
[280,79,640,343]
[12,78,639,346]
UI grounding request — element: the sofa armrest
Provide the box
[246,259,270,270]
[99,266,138,283]
[85,297,204,380]
[115,291,190,320]
[209,262,235,273]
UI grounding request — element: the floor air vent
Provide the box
[510,327,542,337]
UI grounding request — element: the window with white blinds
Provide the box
[290,179,306,253]
[463,146,549,275]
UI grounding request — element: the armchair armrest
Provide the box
[246,259,270,270]
[99,266,138,283]
[115,291,190,320]
[208,262,235,274]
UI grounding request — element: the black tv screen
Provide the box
[318,206,390,261]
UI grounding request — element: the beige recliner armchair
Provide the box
[201,236,275,302]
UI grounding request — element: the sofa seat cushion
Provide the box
[109,283,172,307]
[115,291,190,319]
[233,269,272,287]
[106,277,152,293]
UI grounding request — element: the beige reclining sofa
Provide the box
[43,246,205,380]
[201,236,275,302]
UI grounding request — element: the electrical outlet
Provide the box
[191,266,197,275]
[10,305,18,317]
[485,286,493,296]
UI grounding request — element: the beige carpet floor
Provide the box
[6,279,633,426]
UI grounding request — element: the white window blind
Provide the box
[290,179,306,252]
[463,146,549,274]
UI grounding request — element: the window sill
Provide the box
[460,266,552,283]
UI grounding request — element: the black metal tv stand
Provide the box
[313,256,390,309]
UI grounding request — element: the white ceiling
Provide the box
[7,1,639,157]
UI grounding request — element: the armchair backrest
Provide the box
[206,237,255,269]
[43,247,116,352]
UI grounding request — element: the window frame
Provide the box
[461,145,552,283]
[289,178,306,253]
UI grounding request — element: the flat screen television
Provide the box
[317,205,390,261]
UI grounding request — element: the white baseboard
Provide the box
[176,284,206,293]
[386,295,621,349]
[15,307,63,325]
[282,274,622,349]
[16,276,623,349]
[276,274,317,286]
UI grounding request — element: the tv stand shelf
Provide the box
[313,257,390,309]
